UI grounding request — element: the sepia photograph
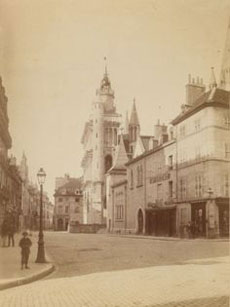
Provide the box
[0,0,229,306]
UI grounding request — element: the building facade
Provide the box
[81,68,122,225]
[54,175,83,231]
[106,19,230,238]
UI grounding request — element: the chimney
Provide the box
[154,120,168,144]
[186,74,205,106]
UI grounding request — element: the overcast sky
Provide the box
[0,0,229,199]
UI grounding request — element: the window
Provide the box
[74,206,79,213]
[168,155,173,170]
[65,206,69,213]
[75,198,79,202]
[157,183,163,202]
[224,174,229,197]
[136,165,143,187]
[58,198,63,202]
[179,177,187,200]
[58,205,62,213]
[116,205,123,219]
[195,175,203,198]
[130,169,134,189]
[169,181,173,198]
[223,116,230,129]
[105,155,112,173]
[224,143,230,159]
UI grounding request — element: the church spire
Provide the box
[220,17,230,90]
[104,56,108,77]
[124,111,129,134]
[129,98,140,126]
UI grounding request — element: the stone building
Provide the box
[0,77,13,224]
[124,125,176,236]
[19,152,31,229]
[107,18,230,238]
[53,176,83,231]
[81,63,150,226]
[106,135,129,232]
[172,72,229,238]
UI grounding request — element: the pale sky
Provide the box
[0,0,229,199]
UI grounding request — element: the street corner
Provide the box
[0,262,55,291]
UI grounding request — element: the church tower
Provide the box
[81,63,121,224]
[220,17,230,91]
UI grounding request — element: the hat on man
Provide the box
[22,231,28,236]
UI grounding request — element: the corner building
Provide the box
[81,69,121,224]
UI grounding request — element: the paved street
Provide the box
[44,232,229,278]
[0,252,229,306]
[0,232,229,306]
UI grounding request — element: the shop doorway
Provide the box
[57,218,64,230]
[191,203,206,237]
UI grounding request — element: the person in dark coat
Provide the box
[19,231,32,269]
[1,220,8,247]
[7,222,16,247]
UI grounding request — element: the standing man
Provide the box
[19,231,32,269]
[7,213,16,247]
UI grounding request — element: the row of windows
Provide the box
[57,205,80,214]
[58,197,80,203]
[179,174,229,199]
[179,116,230,138]
[179,143,230,163]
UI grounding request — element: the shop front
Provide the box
[145,205,176,237]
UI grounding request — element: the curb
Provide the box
[0,263,55,291]
[108,234,229,242]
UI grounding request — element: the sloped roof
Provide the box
[55,178,82,195]
[108,135,128,172]
[171,87,230,125]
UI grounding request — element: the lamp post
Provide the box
[35,168,46,263]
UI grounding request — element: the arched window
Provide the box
[105,155,112,173]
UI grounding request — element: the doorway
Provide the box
[137,209,144,234]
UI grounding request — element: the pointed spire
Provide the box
[129,98,140,126]
[209,67,217,89]
[111,135,129,170]
[123,111,129,134]
[104,56,108,76]
[100,57,111,90]
[220,17,230,90]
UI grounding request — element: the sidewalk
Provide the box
[0,255,229,306]
[109,233,229,242]
[0,232,54,290]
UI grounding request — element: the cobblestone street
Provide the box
[44,232,229,279]
[0,232,229,306]
[0,251,229,307]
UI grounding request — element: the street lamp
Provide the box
[35,167,46,263]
